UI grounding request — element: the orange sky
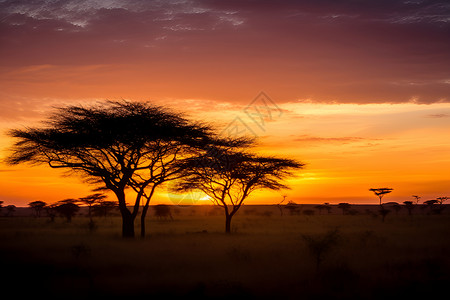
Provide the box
[0,0,449,206]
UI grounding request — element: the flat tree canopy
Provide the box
[172,145,304,233]
[369,188,393,205]
[6,100,213,237]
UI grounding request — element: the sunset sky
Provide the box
[0,0,449,206]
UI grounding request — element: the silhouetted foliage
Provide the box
[79,193,106,230]
[338,203,351,215]
[54,199,80,222]
[412,195,421,204]
[6,101,214,238]
[5,205,16,217]
[28,200,47,217]
[370,188,394,222]
[385,202,401,215]
[314,204,325,214]
[369,188,393,205]
[172,142,304,233]
[45,204,57,222]
[436,196,449,205]
[284,201,301,215]
[423,199,438,206]
[403,201,415,216]
[424,198,447,214]
[92,200,118,217]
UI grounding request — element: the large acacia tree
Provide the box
[6,101,214,238]
[172,145,304,233]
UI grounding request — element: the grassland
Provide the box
[1,205,450,299]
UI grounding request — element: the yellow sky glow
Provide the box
[1,101,449,206]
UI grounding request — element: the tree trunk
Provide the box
[140,184,157,238]
[141,204,149,238]
[115,189,135,238]
[225,213,232,234]
[121,211,135,238]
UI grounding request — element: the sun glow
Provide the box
[0,0,449,207]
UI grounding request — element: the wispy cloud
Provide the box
[426,113,450,118]
[292,134,380,145]
[0,0,449,104]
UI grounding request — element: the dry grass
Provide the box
[2,206,450,299]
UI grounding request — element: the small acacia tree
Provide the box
[412,195,421,204]
[28,200,47,217]
[54,199,80,222]
[92,200,118,217]
[369,188,393,205]
[6,101,213,238]
[370,188,393,222]
[172,144,304,233]
[79,193,106,221]
[338,202,351,215]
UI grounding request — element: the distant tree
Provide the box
[28,201,47,218]
[79,193,106,232]
[6,101,214,238]
[370,188,394,222]
[412,195,421,204]
[79,193,106,222]
[54,199,80,222]
[423,199,438,214]
[385,202,401,215]
[92,200,118,217]
[338,203,351,215]
[423,199,438,206]
[5,205,16,217]
[403,201,415,216]
[284,201,301,215]
[45,204,57,222]
[323,203,332,214]
[153,204,173,220]
[436,196,449,205]
[0,200,3,214]
[172,145,304,233]
[369,188,393,205]
[314,204,325,214]
[425,198,448,214]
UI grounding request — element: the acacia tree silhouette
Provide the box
[369,188,393,222]
[6,101,213,238]
[79,193,106,230]
[412,195,421,204]
[28,200,47,218]
[172,143,304,233]
[54,199,80,222]
[369,188,393,205]
[338,202,351,215]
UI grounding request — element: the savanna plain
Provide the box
[2,205,450,299]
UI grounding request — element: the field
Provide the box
[2,205,450,299]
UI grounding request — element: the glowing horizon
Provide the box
[0,0,449,207]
